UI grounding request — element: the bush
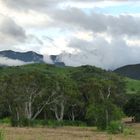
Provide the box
[42,120,87,127]
[10,118,87,127]
[11,118,35,127]
[86,104,107,130]
[10,118,18,127]
[86,103,124,130]
[107,121,124,134]
[0,118,11,124]
[124,94,140,122]
[19,118,35,127]
[123,127,135,136]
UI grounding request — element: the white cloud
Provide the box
[50,8,140,37]
[61,0,128,9]
[0,0,140,69]
[72,31,93,41]
[125,36,140,47]
[40,37,75,55]
[0,57,31,66]
[56,36,140,70]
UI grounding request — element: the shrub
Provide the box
[86,104,107,130]
[10,118,18,127]
[124,94,140,122]
[43,120,87,127]
[123,127,135,136]
[10,118,34,127]
[10,118,87,127]
[107,121,124,134]
[0,118,10,124]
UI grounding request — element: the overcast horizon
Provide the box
[0,0,140,69]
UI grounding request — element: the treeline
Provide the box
[0,64,127,129]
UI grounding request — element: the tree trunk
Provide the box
[54,101,65,121]
[71,109,75,121]
[25,101,32,120]
[105,109,109,127]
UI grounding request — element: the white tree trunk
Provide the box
[54,101,65,121]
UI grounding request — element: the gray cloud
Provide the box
[108,15,140,36]
[49,8,107,33]
[0,14,43,53]
[1,0,140,69]
[3,0,65,11]
[3,0,126,12]
[55,37,140,70]
[0,16,26,41]
[50,8,140,37]
[0,15,27,45]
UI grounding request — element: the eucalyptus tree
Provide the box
[83,78,124,129]
[0,70,63,125]
[50,75,78,121]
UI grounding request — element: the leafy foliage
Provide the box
[0,64,126,128]
[124,94,140,122]
[107,121,124,134]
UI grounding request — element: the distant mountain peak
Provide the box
[50,54,65,67]
[114,64,140,80]
[0,50,44,63]
[0,50,66,67]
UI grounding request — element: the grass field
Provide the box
[0,123,139,140]
[126,78,140,94]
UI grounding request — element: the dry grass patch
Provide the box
[0,124,139,140]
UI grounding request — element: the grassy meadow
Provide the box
[0,123,139,140]
[126,78,140,95]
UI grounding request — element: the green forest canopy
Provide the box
[0,63,138,129]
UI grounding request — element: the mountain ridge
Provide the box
[0,50,65,66]
[114,64,140,80]
[0,50,44,63]
[0,50,140,78]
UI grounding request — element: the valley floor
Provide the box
[0,123,140,140]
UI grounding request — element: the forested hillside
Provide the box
[114,64,140,80]
[0,64,134,130]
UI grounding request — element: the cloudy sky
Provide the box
[0,0,140,69]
